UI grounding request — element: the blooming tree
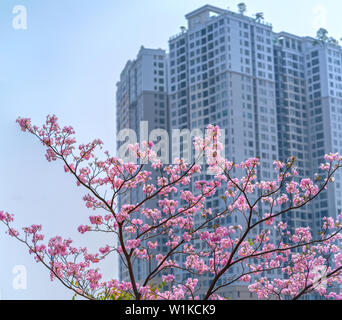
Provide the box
[2,115,342,300]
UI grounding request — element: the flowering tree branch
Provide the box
[1,115,342,300]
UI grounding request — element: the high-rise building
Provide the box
[274,32,342,236]
[167,5,281,298]
[273,32,314,235]
[116,4,342,299]
[116,46,168,283]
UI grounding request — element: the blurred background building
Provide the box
[116,4,342,299]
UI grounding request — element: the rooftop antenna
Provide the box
[255,12,264,22]
[238,3,247,15]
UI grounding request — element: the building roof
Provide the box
[185,4,226,20]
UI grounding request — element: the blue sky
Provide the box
[0,0,341,299]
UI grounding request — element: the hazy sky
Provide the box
[0,0,341,300]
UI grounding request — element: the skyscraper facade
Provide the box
[274,32,342,236]
[167,5,280,298]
